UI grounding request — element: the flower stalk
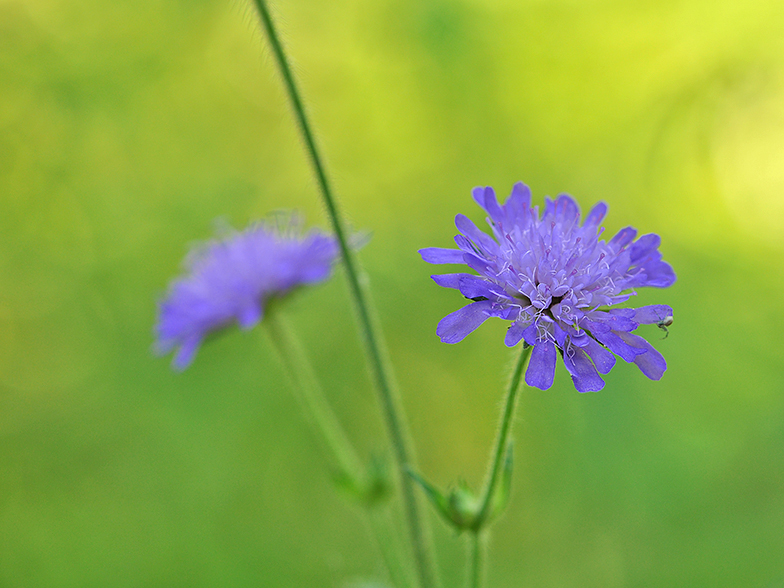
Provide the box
[264,308,365,488]
[468,531,483,588]
[250,2,437,586]
[474,344,531,529]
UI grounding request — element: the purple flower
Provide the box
[420,183,676,392]
[156,217,339,370]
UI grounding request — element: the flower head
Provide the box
[420,183,676,392]
[156,216,339,370]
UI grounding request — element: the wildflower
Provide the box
[156,216,339,370]
[419,183,676,392]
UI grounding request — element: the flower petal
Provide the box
[431,273,465,289]
[173,335,203,371]
[629,233,661,263]
[638,260,677,288]
[458,275,501,300]
[553,322,568,348]
[590,328,646,362]
[237,304,263,329]
[522,322,539,346]
[525,339,556,390]
[419,247,465,264]
[505,319,529,347]
[461,252,493,275]
[583,202,608,227]
[471,186,486,209]
[604,315,638,332]
[504,182,532,223]
[616,331,667,380]
[582,336,616,375]
[553,194,580,226]
[562,347,605,392]
[472,186,504,224]
[455,214,497,253]
[632,305,673,324]
[609,226,638,248]
[436,300,493,344]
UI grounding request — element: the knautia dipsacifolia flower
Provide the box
[420,183,676,392]
[156,217,339,370]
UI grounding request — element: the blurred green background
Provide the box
[2,0,784,586]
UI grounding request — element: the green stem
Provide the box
[474,345,532,528]
[266,312,411,586]
[251,3,437,587]
[265,310,363,484]
[368,506,415,588]
[467,531,483,588]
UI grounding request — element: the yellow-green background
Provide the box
[2,0,783,586]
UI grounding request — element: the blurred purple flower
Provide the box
[420,183,676,392]
[156,217,339,370]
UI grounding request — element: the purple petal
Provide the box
[431,273,466,289]
[522,323,539,346]
[616,332,667,380]
[455,214,497,252]
[603,313,638,332]
[609,226,638,248]
[505,320,528,347]
[436,300,493,344]
[504,182,532,221]
[541,197,555,221]
[486,188,505,221]
[553,322,568,348]
[590,328,646,362]
[584,312,636,333]
[638,260,677,288]
[237,304,263,329]
[583,202,608,227]
[553,195,580,225]
[461,252,492,275]
[471,186,486,209]
[562,347,605,392]
[570,329,590,347]
[632,305,673,324]
[458,275,499,300]
[629,233,661,263]
[525,339,556,390]
[173,336,203,371]
[582,337,616,375]
[419,247,465,265]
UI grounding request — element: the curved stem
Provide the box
[474,344,532,528]
[265,310,363,483]
[467,531,483,588]
[251,3,437,586]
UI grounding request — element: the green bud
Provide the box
[446,481,480,529]
[409,470,485,531]
[334,453,393,507]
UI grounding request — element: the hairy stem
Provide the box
[368,505,416,588]
[467,531,483,588]
[474,345,532,528]
[265,310,363,482]
[251,2,436,586]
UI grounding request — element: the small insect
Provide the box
[656,315,674,339]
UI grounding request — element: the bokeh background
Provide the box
[2,0,784,586]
